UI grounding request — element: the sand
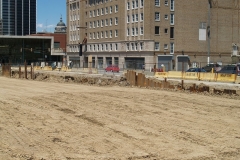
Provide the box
[0,76,240,160]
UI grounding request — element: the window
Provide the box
[93,10,96,17]
[115,30,118,37]
[97,9,100,16]
[165,28,168,34]
[165,14,168,20]
[89,22,92,28]
[170,0,174,11]
[164,44,168,49]
[101,8,104,15]
[140,13,144,21]
[136,0,138,8]
[132,1,135,9]
[93,21,96,28]
[97,20,100,27]
[89,33,92,39]
[97,44,99,51]
[110,18,112,25]
[131,43,134,50]
[155,12,160,21]
[155,42,160,51]
[135,43,138,50]
[105,31,108,38]
[165,0,168,5]
[93,32,95,39]
[127,15,130,23]
[97,32,99,39]
[110,44,113,51]
[132,14,135,22]
[141,0,144,7]
[170,42,174,54]
[89,45,92,51]
[127,2,130,10]
[170,27,174,38]
[110,6,112,13]
[101,19,104,27]
[127,28,130,36]
[115,5,118,12]
[105,44,108,51]
[132,28,135,36]
[127,43,130,51]
[155,0,160,6]
[101,31,104,38]
[105,19,108,26]
[135,14,138,22]
[135,27,138,35]
[110,30,112,38]
[93,45,95,51]
[140,27,144,35]
[170,13,174,25]
[115,43,118,51]
[155,26,160,34]
[105,7,108,14]
[140,42,143,50]
[101,44,104,51]
[89,11,92,17]
[115,17,118,25]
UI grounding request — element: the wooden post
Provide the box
[181,80,184,90]
[24,60,27,79]
[31,66,33,79]
[19,65,21,78]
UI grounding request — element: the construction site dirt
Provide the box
[1,72,240,160]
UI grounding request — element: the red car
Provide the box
[105,65,120,72]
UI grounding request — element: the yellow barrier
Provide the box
[34,66,41,70]
[184,72,199,80]
[43,66,52,71]
[216,73,236,83]
[155,72,168,78]
[167,71,183,79]
[235,76,240,84]
[199,72,217,81]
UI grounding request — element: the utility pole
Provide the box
[207,0,212,64]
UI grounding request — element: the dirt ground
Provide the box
[1,76,240,160]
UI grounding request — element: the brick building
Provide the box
[66,0,240,70]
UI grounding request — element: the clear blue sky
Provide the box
[37,0,66,32]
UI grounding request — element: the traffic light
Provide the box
[79,44,82,56]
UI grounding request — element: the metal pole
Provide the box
[207,0,211,64]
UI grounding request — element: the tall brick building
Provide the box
[66,0,240,70]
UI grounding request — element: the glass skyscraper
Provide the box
[0,0,36,35]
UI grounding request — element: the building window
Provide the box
[89,11,92,17]
[115,5,118,12]
[93,21,96,28]
[135,27,138,35]
[101,20,104,27]
[131,43,134,50]
[101,8,104,15]
[155,42,160,51]
[127,15,130,23]
[155,26,160,34]
[89,22,92,28]
[170,0,174,11]
[141,13,144,21]
[135,14,138,22]
[136,0,138,8]
[165,28,168,34]
[140,27,144,35]
[164,44,168,49]
[97,20,100,27]
[110,18,112,26]
[105,7,108,14]
[141,0,144,7]
[155,0,160,6]
[110,30,112,38]
[165,0,168,5]
[97,32,99,39]
[115,30,118,37]
[101,44,104,51]
[135,43,138,50]
[132,1,135,9]
[89,33,92,39]
[127,43,130,51]
[127,28,130,36]
[97,44,99,51]
[105,31,108,38]
[93,45,95,51]
[170,13,174,25]
[132,14,135,22]
[93,32,95,39]
[90,45,92,51]
[132,28,135,36]
[170,27,174,38]
[165,14,168,20]
[97,9,100,16]
[115,43,118,51]
[105,19,108,26]
[110,6,112,13]
[127,2,130,10]
[140,42,143,50]
[115,17,118,25]
[105,44,108,51]
[170,42,174,53]
[101,31,104,38]
[110,44,113,51]
[155,12,160,21]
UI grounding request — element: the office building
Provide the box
[0,0,36,35]
[66,0,240,70]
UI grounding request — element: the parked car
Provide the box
[202,63,221,72]
[105,65,120,72]
[186,68,207,72]
[216,64,240,76]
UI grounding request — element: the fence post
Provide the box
[19,65,21,78]
[24,60,27,79]
[31,66,33,79]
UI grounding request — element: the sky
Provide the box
[37,0,66,33]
